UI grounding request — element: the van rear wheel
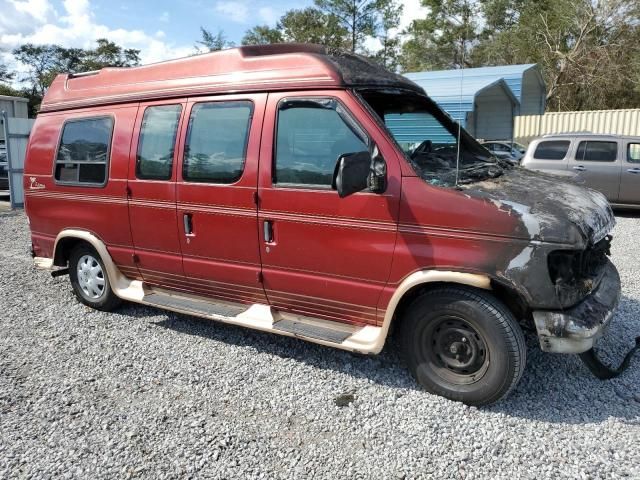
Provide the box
[400,286,526,406]
[69,244,121,311]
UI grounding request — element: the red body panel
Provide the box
[377,176,524,313]
[25,105,136,270]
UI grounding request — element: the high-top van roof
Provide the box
[41,44,422,113]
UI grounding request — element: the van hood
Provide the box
[461,167,615,247]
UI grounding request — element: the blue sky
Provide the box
[0,0,425,82]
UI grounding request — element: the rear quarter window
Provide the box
[533,140,570,160]
[54,116,113,186]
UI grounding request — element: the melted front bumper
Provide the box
[532,260,621,354]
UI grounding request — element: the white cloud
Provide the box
[0,0,54,37]
[398,0,428,32]
[214,1,249,24]
[363,0,428,56]
[9,0,53,24]
[0,0,194,84]
[258,6,278,25]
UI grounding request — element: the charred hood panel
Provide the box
[462,167,615,247]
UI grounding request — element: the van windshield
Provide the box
[358,89,508,186]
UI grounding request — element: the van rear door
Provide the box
[175,94,268,304]
[127,100,187,283]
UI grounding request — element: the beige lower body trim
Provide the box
[370,270,492,354]
[34,257,54,269]
[39,229,493,354]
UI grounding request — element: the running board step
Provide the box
[273,319,352,343]
[136,287,384,354]
[144,292,246,318]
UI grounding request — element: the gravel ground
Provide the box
[0,210,639,479]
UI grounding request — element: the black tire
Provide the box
[69,243,122,311]
[400,286,526,406]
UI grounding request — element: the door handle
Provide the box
[627,168,640,174]
[183,213,194,236]
[572,165,586,172]
[263,220,274,243]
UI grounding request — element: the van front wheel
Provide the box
[400,286,526,406]
[69,244,121,311]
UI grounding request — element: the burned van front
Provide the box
[359,87,621,355]
[461,167,619,354]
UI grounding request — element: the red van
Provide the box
[24,44,620,405]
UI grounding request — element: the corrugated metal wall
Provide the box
[515,109,640,144]
[0,96,29,144]
[0,96,28,119]
[1,113,34,208]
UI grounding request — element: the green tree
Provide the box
[196,27,234,52]
[279,8,350,51]
[400,0,481,71]
[474,0,640,110]
[12,44,60,97]
[81,39,140,70]
[373,0,403,70]
[242,25,284,45]
[313,0,384,52]
[0,59,14,85]
[12,39,141,115]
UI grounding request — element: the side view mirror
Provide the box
[332,145,387,198]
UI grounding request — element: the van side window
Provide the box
[533,140,570,160]
[183,101,252,183]
[627,143,640,163]
[274,98,368,187]
[575,141,617,162]
[136,105,182,180]
[55,117,113,185]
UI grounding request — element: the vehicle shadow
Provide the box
[118,293,640,424]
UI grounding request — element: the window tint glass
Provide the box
[576,141,617,162]
[627,143,640,163]
[533,140,570,160]
[55,117,113,185]
[183,101,252,183]
[136,105,182,180]
[276,100,368,186]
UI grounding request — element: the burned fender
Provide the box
[461,167,616,310]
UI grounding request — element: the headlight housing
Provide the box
[547,235,612,307]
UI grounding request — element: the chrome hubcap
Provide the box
[77,254,105,299]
